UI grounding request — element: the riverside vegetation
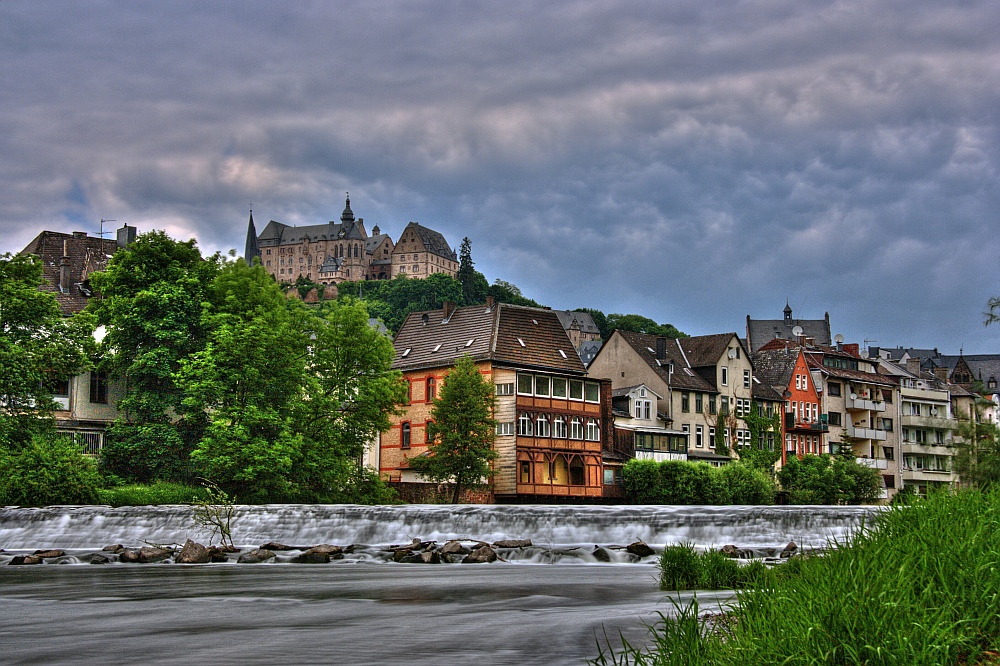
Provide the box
[595,489,1000,666]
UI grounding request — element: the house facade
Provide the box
[380,301,614,501]
[611,384,688,463]
[389,222,458,280]
[753,343,827,465]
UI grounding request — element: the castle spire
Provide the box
[341,192,355,223]
[244,209,260,264]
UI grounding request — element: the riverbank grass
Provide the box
[600,489,1000,665]
[97,482,208,507]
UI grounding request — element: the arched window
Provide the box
[517,412,533,436]
[553,416,567,439]
[585,419,600,442]
[401,422,411,449]
[355,243,360,257]
[569,417,584,440]
[535,414,551,437]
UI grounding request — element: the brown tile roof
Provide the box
[751,348,800,393]
[679,332,744,369]
[18,230,121,315]
[805,355,898,387]
[615,331,717,393]
[391,303,585,374]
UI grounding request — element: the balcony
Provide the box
[855,457,888,470]
[901,386,949,402]
[847,424,887,441]
[846,395,886,412]
[900,414,955,430]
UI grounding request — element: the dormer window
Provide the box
[401,348,411,357]
[558,349,567,358]
[465,338,475,347]
[517,338,526,347]
[432,343,441,352]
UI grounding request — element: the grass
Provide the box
[597,489,1000,665]
[96,481,209,506]
[658,545,775,592]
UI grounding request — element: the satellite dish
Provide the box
[728,348,737,359]
[792,326,804,338]
[835,334,845,344]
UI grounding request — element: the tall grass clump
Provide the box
[597,489,1000,666]
[659,544,701,591]
[97,481,209,506]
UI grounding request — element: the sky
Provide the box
[1,1,998,353]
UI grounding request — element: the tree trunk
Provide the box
[451,481,462,504]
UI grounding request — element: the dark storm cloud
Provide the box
[1,0,998,351]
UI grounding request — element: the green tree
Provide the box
[954,401,1000,489]
[408,355,498,503]
[489,279,542,308]
[0,253,95,450]
[89,231,221,482]
[606,313,687,339]
[777,453,881,504]
[739,403,782,472]
[457,237,490,305]
[0,433,102,506]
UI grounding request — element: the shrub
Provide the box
[718,463,775,505]
[623,459,775,505]
[0,434,102,506]
[698,549,742,590]
[96,481,208,506]
[659,543,701,591]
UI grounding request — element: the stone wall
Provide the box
[390,482,494,504]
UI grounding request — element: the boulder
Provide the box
[780,541,798,559]
[89,554,110,565]
[207,546,230,562]
[626,541,656,558]
[176,539,211,564]
[102,544,125,554]
[293,549,330,564]
[308,544,344,556]
[493,539,532,549]
[720,544,744,559]
[259,542,304,551]
[119,549,141,563]
[462,545,497,564]
[592,547,612,563]
[440,540,470,556]
[419,551,441,564]
[32,549,65,559]
[138,546,172,563]
[9,555,43,565]
[237,548,276,564]
[398,553,424,564]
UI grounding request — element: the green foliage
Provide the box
[408,355,498,503]
[488,279,541,308]
[778,452,882,504]
[0,434,101,506]
[605,312,687,339]
[457,237,489,305]
[622,459,775,505]
[659,543,701,591]
[600,489,1000,666]
[698,549,743,590]
[99,422,194,483]
[713,412,729,457]
[739,403,781,472]
[0,253,95,450]
[97,481,208,506]
[336,273,465,333]
[953,401,1000,489]
[191,480,236,549]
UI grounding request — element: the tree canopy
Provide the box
[777,453,882,504]
[573,307,686,341]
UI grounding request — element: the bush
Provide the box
[778,453,881,504]
[718,463,775,505]
[96,481,208,506]
[0,434,102,506]
[623,459,776,505]
[99,422,194,484]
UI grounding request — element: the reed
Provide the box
[600,489,1000,665]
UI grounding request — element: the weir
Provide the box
[0,504,881,554]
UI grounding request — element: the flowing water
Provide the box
[1,504,881,664]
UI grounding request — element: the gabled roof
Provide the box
[614,330,716,393]
[578,339,603,366]
[397,222,457,261]
[746,306,832,352]
[553,310,600,336]
[365,233,391,253]
[805,354,898,387]
[391,303,585,374]
[752,379,785,402]
[18,230,122,314]
[751,347,800,393]
[679,332,744,369]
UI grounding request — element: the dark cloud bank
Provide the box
[1,1,998,351]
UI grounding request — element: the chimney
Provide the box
[934,367,950,381]
[486,296,496,311]
[72,231,87,238]
[59,239,71,294]
[117,224,137,248]
[442,301,456,321]
[656,336,667,361]
[906,358,922,376]
[843,343,860,357]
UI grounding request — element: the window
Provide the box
[425,421,435,443]
[682,392,690,413]
[553,416,568,438]
[795,374,802,390]
[535,375,551,397]
[828,411,842,426]
[744,369,751,389]
[695,426,704,448]
[585,382,600,403]
[517,413,533,436]
[721,367,728,386]
[570,417,584,440]
[709,427,715,443]
[496,382,514,396]
[720,396,729,415]
[89,371,109,404]
[828,382,841,397]
[695,394,703,413]
[709,396,717,415]
[552,378,567,398]
[496,422,515,436]
[426,377,436,400]
[883,446,894,460]
[401,422,411,449]
[882,418,893,431]
[603,468,615,485]
[586,419,600,441]
[535,414,551,437]
[569,380,584,401]
[517,373,534,395]
[520,461,532,484]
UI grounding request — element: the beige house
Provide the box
[389,222,458,279]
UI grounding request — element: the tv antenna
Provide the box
[98,219,116,239]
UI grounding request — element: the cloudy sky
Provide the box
[2,1,998,352]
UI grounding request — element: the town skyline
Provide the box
[1,1,998,353]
